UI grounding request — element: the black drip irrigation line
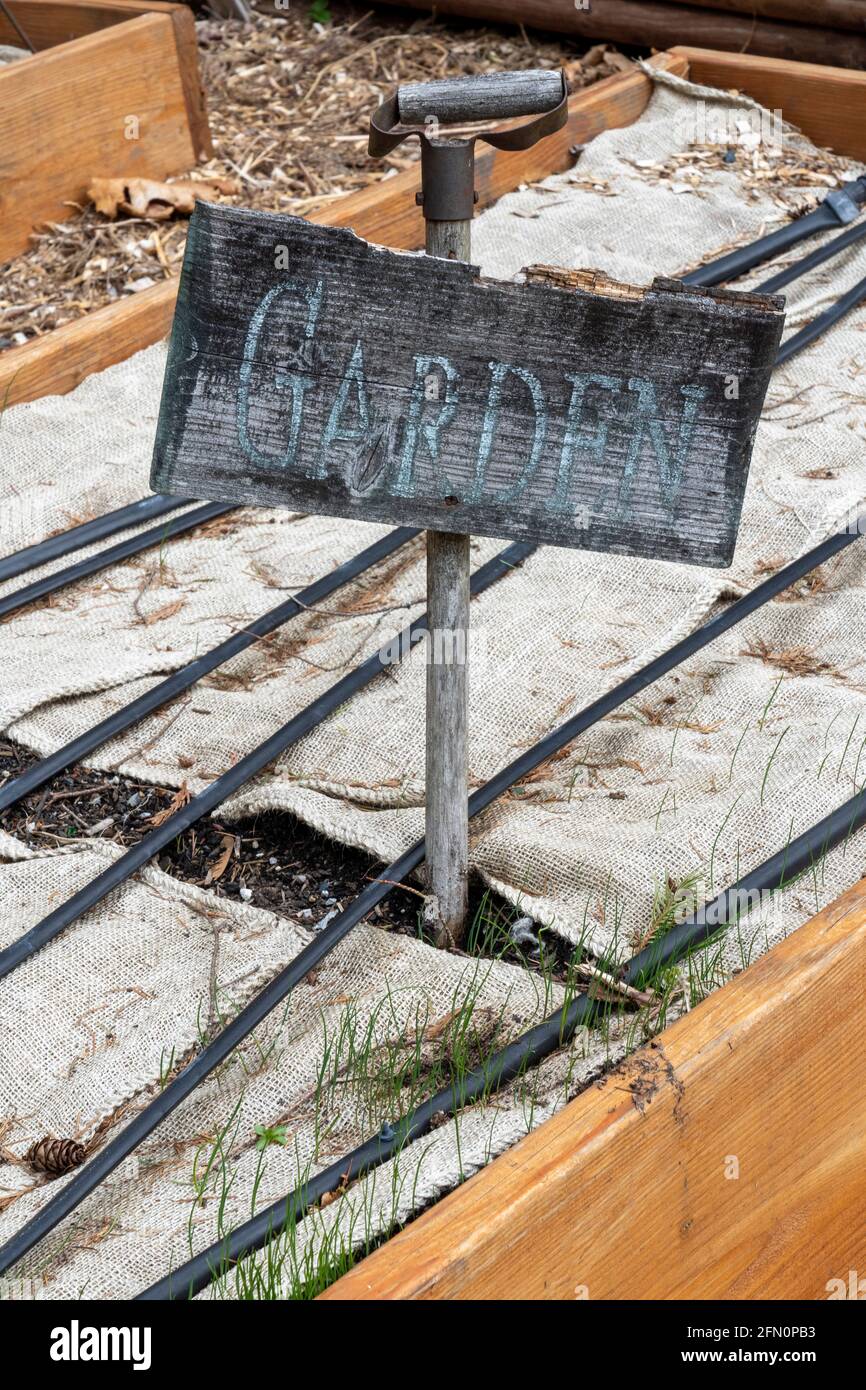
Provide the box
[0,541,533,1276]
[0,501,233,621]
[0,540,533,983]
[0,526,419,815]
[755,218,866,296]
[0,494,191,586]
[2,511,863,1277]
[138,775,866,1301]
[680,189,866,362]
[682,176,866,288]
[775,273,866,366]
[3,500,858,980]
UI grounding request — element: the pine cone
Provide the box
[25,1137,86,1175]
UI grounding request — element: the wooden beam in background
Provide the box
[671,46,866,161]
[371,0,866,69]
[0,54,687,410]
[662,0,866,32]
[323,875,866,1300]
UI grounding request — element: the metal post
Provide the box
[424,215,472,948]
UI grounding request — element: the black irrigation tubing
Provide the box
[755,218,866,296]
[683,176,866,288]
[775,272,866,365]
[139,774,866,1300]
[0,494,192,586]
[3,509,864,1277]
[0,539,532,984]
[0,501,233,621]
[0,526,419,816]
[0,541,533,1277]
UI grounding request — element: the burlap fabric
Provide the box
[0,827,580,1298]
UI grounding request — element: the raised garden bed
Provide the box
[2,27,866,1301]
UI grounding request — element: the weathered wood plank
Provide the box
[151,206,783,566]
[323,875,866,1300]
[423,217,472,948]
[425,528,470,947]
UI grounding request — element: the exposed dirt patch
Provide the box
[0,737,591,984]
[0,738,420,932]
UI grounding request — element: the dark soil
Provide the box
[0,739,422,934]
[0,738,578,977]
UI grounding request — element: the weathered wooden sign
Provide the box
[152,203,784,566]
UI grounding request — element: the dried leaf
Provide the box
[206,833,237,885]
[148,781,191,827]
[420,1008,461,1042]
[87,176,240,222]
[143,598,185,626]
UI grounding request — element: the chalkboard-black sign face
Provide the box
[152,202,783,567]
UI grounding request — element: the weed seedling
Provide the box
[254,1124,288,1152]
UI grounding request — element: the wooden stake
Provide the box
[425,216,472,947]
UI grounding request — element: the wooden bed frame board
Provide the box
[2,47,866,1299]
[0,0,193,49]
[671,46,866,161]
[0,1,210,265]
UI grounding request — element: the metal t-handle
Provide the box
[369,67,567,222]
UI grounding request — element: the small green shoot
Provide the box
[254,1123,288,1151]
